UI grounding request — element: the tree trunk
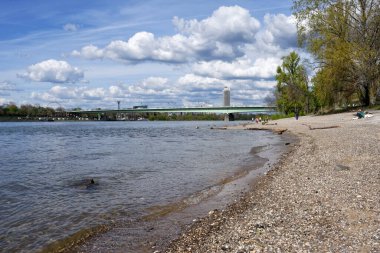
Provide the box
[361,84,371,106]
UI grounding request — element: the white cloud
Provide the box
[0,80,20,91]
[193,57,281,80]
[140,77,169,89]
[63,23,79,32]
[72,6,261,63]
[0,97,12,105]
[109,85,126,97]
[30,77,179,107]
[29,73,277,109]
[71,45,104,60]
[32,6,299,108]
[177,74,228,91]
[31,91,57,102]
[255,14,297,49]
[50,85,78,99]
[82,87,106,100]
[173,5,260,43]
[18,59,84,83]
[254,80,277,89]
[32,85,107,102]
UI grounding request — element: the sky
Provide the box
[0,0,297,110]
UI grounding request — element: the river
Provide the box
[0,121,288,252]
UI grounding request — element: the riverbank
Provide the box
[165,111,380,252]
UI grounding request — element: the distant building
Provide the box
[223,86,230,106]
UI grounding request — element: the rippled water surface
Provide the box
[0,121,280,252]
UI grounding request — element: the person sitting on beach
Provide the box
[354,109,374,119]
[357,109,365,119]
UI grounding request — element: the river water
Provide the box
[0,121,287,252]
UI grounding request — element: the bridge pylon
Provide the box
[224,113,234,122]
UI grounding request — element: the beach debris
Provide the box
[245,127,287,135]
[302,123,340,130]
[274,129,287,135]
[335,164,350,171]
[221,244,231,251]
[211,127,227,130]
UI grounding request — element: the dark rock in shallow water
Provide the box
[69,178,99,189]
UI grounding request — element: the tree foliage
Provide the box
[294,0,380,107]
[275,51,311,114]
[0,103,62,118]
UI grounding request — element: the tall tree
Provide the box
[294,0,380,106]
[275,51,310,114]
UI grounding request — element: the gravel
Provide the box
[165,111,380,253]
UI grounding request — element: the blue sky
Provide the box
[0,0,296,109]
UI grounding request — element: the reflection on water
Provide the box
[0,121,279,252]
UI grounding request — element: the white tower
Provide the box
[223,86,230,106]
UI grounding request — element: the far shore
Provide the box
[165,111,380,252]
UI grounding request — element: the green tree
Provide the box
[5,103,19,116]
[275,51,310,114]
[294,0,380,106]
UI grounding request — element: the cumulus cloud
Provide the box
[193,57,281,80]
[254,79,277,89]
[255,14,297,49]
[30,74,275,108]
[173,5,260,43]
[60,6,299,108]
[32,85,106,102]
[50,85,78,99]
[18,59,84,83]
[177,74,228,91]
[71,45,103,60]
[72,6,260,63]
[31,78,174,104]
[175,73,276,105]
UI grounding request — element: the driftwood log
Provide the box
[246,127,288,135]
[302,124,340,130]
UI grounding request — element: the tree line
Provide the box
[0,103,66,118]
[275,0,380,114]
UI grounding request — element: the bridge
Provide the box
[70,106,276,121]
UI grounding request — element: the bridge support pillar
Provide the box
[224,113,234,121]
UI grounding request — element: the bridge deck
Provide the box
[70,106,276,114]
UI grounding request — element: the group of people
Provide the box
[252,116,269,124]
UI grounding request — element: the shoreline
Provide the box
[64,125,292,253]
[165,111,380,252]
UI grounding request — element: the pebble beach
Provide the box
[165,111,380,253]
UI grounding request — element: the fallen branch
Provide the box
[302,124,340,130]
[246,127,288,135]
[210,127,227,130]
